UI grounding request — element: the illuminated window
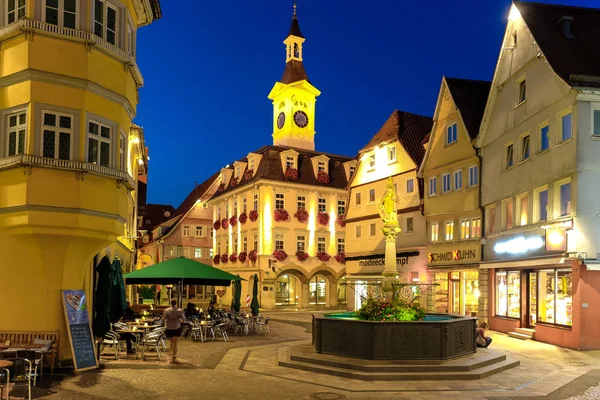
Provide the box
[370,223,376,236]
[521,134,530,161]
[355,225,361,238]
[275,234,284,251]
[337,238,345,254]
[428,177,437,196]
[275,193,284,210]
[503,199,514,230]
[369,154,375,168]
[182,226,190,236]
[505,143,514,169]
[446,123,458,145]
[286,156,295,169]
[355,192,361,205]
[442,173,451,193]
[297,236,305,252]
[209,248,214,257]
[369,189,375,203]
[318,161,326,172]
[486,205,496,235]
[454,170,462,190]
[317,237,326,253]
[517,193,529,226]
[93,0,118,45]
[406,179,414,193]
[430,222,439,242]
[337,200,346,215]
[318,198,326,213]
[388,146,396,162]
[560,111,572,142]
[297,196,306,210]
[517,79,526,104]
[406,217,413,233]
[495,270,520,318]
[468,165,478,187]
[471,218,481,238]
[43,111,73,160]
[7,0,26,24]
[243,237,248,253]
[6,110,26,157]
[87,120,111,167]
[559,182,571,216]
[461,220,470,239]
[194,248,202,258]
[196,226,203,237]
[538,268,572,326]
[445,221,454,241]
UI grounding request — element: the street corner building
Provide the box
[0,0,161,362]
[476,1,600,349]
[205,7,355,310]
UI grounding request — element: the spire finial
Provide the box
[293,2,297,17]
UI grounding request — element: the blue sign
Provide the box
[62,290,98,371]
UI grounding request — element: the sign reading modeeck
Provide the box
[358,257,409,268]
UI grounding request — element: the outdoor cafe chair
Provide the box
[139,331,164,361]
[16,351,42,387]
[212,323,229,342]
[0,357,32,400]
[101,331,123,360]
[257,317,271,334]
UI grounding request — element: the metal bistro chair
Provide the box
[16,351,42,387]
[139,330,165,361]
[257,317,271,334]
[1,358,32,400]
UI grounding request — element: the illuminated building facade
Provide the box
[207,6,353,310]
[418,77,490,318]
[477,1,600,349]
[344,110,432,311]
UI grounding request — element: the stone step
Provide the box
[515,328,535,338]
[508,331,533,340]
[289,352,507,373]
[278,357,521,381]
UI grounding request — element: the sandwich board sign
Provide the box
[61,290,98,372]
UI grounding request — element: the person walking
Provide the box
[476,322,492,348]
[161,299,186,364]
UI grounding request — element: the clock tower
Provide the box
[268,3,320,151]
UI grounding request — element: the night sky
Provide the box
[135,0,583,208]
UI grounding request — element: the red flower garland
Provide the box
[213,254,221,265]
[294,208,309,223]
[336,214,346,227]
[274,208,290,222]
[317,212,330,226]
[229,215,238,227]
[217,182,226,193]
[273,249,288,262]
[244,169,254,180]
[248,250,257,264]
[221,218,229,229]
[316,252,331,262]
[238,251,247,263]
[220,254,229,264]
[296,251,309,262]
[285,167,299,181]
[213,220,221,230]
[239,212,248,224]
[317,171,330,184]
[230,177,239,188]
[249,209,259,222]
[335,252,346,264]
[229,253,238,263]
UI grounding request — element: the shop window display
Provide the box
[538,268,572,326]
[496,270,520,318]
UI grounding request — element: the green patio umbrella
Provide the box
[109,258,127,322]
[231,277,242,312]
[92,256,113,338]
[250,274,260,316]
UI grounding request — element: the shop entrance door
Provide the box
[526,271,537,327]
[449,272,461,315]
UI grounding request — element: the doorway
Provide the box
[527,270,537,327]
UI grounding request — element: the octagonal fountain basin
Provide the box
[312,312,477,360]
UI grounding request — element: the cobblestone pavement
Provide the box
[28,315,600,400]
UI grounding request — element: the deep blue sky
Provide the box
[135,0,583,208]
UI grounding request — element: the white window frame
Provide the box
[6,0,26,25]
[593,108,600,137]
[504,142,514,169]
[520,133,530,161]
[442,173,451,193]
[445,221,454,241]
[126,16,136,56]
[388,145,396,162]
[460,219,470,239]
[196,226,203,237]
[533,185,549,222]
[428,177,437,197]
[42,110,73,160]
[502,198,514,230]
[275,234,284,251]
[446,123,458,145]
[454,170,462,190]
[349,166,355,177]
[318,198,326,213]
[337,200,346,215]
[42,0,78,29]
[296,235,306,252]
[555,178,572,218]
[182,225,190,237]
[6,109,26,157]
[297,195,306,210]
[368,154,375,169]
[318,160,326,172]
[559,108,573,143]
[93,0,119,46]
[516,76,526,105]
[516,192,529,226]
[275,193,285,210]
[286,156,295,169]
[471,218,481,238]
[242,197,247,212]
[194,247,202,258]
[253,193,258,210]
[87,119,112,167]
[317,237,326,253]
[538,120,550,153]
[243,236,248,253]
[337,238,345,254]
[406,217,414,233]
[406,178,414,194]
[468,165,478,188]
[486,205,496,235]
[430,222,439,242]
[119,130,126,171]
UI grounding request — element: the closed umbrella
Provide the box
[250,274,260,317]
[92,256,113,339]
[110,258,127,322]
[231,278,241,312]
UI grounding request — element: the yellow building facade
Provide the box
[345,110,432,311]
[417,77,490,317]
[0,0,161,362]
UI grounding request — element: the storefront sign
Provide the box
[358,257,409,267]
[546,229,567,252]
[428,249,477,263]
[494,236,544,254]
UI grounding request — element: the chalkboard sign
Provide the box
[61,290,98,372]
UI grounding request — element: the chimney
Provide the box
[558,16,575,39]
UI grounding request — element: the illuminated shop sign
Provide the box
[358,257,409,267]
[428,249,477,263]
[546,229,567,252]
[493,236,544,254]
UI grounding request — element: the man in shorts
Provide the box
[161,299,186,364]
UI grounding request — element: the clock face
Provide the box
[294,110,309,128]
[277,112,285,129]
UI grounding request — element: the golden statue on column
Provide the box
[380,177,401,278]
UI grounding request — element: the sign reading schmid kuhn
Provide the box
[428,249,477,263]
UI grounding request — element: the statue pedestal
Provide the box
[381,225,401,301]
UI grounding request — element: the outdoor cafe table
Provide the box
[116,329,145,359]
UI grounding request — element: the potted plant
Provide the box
[274,208,290,222]
[229,215,238,227]
[336,214,346,227]
[213,220,221,230]
[249,209,259,222]
[229,253,238,263]
[296,251,309,262]
[244,169,254,180]
[220,254,229,264]
[273,249,288,262]
[230,176,239,188]
[248,249,258,264]
[317,212,330,226]
[335,252,346,264]
[239,211,248,224]
[316,252,331,262]
[285,167,299,181]
[217,182,226,193]
[317,171,330,184]
[221,218,229,229]
[294,208,309,223]
[238,251,248,263]
[213,254,221,265]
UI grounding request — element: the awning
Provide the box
[479,256,565,269]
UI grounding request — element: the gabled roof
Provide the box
[174,172,220,217]
[515,1,600,87]
[360,110,432,166]
[445,78,491,140]
[142,204,176,231]
[210,145,354,200]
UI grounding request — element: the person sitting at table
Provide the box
[185,302,198,318]
[207,301,216,319]
[115,323,136,354]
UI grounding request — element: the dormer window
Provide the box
[249,159,255,170]
[369,154,375,169]
[350,166,355,177]
[318,161,325,172]
[286,156,295,169]
[235,167,240,178]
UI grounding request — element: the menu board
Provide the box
[61,290,98,372]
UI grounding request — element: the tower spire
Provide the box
[293,2,296,17]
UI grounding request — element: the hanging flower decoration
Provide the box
[317,171,330,184]
[335,252,346,264]
[317,212,330,226]
[238,211,248,224]
[294,208,309,223]
[316,252,331,262]
[296,251,309,262]
[213,254,221,265]
[274,208,290,222]
[249,209,259,222]
[336,214,346,227]
[230,177,239,188]
[229,215,238,227]
[221,218,229,229]
[217,182,226,193]
[238,251,248,263]
[213,220,221,230]
[285,167,299,181]
[248,249,258,264]
[229,253,238,263]
[244,169,254,180]
[220,254,229,264]
[273,249,288,262]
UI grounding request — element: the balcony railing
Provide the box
[0,154,135,190]
[1,19,143,85]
